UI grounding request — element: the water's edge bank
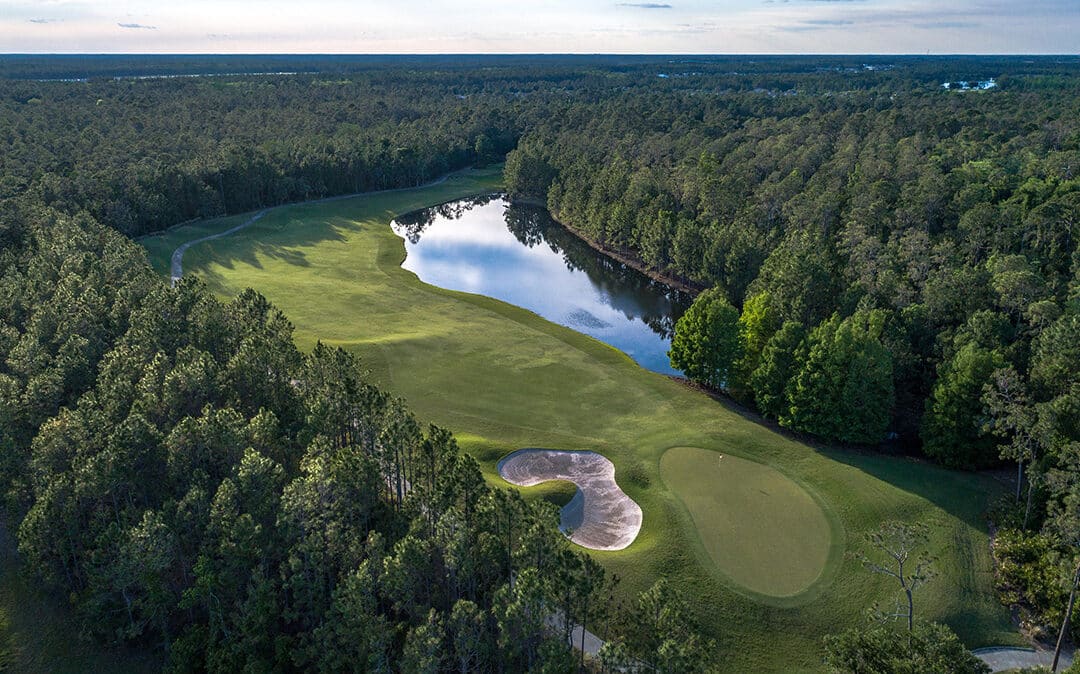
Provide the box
[509,195,705,298]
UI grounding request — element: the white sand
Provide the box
[498,448,643,551]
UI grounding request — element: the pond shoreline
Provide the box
[509,195,705,298]
[396,194,690,375]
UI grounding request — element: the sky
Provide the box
[2,0,1077,54]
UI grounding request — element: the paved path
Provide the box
[974,646,1074,672]
[170,209,267,283]
[169,174,452,285]
[544,611,607,659]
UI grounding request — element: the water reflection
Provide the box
[392,195,691,375]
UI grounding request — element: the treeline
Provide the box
[0,74,529,237]
[0,201,711,671]
[504,71,1080,647]
[506,84,1077,450]
[5,56,1077,240]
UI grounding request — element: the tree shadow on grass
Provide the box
[183,210,364,276]
[679,377,1002,532]
[822,448,997,530]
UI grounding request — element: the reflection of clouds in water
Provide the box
[404,210,518,249]
[398,196,689,375]
[417,259,486,292]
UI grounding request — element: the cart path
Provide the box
[169,173,451,284]
[974,646,1073,672]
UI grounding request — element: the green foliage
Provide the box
[2,205,696,670]
[751,231,841,327]
[989,254,1048,320]
[142,154,1022,669]
[993,529,1078,641]
[749,320,806,419]
[823,622,990,674]
[669,287,742,390]
[9,56,1077,670]
[1031,314,1080,398]
[0,609,10,673]
[601,579,715,674]
[0,70,523,237]
[921,342,1005,468]
[504,148,557,201]
[401,609,445,674]
[733,290,780,396]
[783,311,895,444]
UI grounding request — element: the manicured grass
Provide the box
[518,479,579,508]
[140,166,1022,671]
[660,446,835,598]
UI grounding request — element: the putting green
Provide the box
[139,168,1022,671]
[660,447,833,597]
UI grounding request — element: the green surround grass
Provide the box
[517,479,579,509]
[140,165,1022,671]
[660,447,835,599]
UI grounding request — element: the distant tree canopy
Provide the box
[510,59,1079,456]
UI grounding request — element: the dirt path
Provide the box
[498,448,642,551]
[169,174,452,285]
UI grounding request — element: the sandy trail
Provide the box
[498,448,642,551]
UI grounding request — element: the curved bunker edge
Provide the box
[498,448,643,552]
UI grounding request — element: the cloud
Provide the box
[28,18,57,23]
[781,17,854,31]
[118,22,156,29]
[913,21,980,29]
[616,2,672,8]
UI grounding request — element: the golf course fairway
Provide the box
[140,166,1021,671]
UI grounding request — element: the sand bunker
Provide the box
[498,449,642,551]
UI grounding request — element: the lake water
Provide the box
[392,195,692,375]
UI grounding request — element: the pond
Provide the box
[392,195,692,375]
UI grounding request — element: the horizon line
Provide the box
[2,52,1079,57]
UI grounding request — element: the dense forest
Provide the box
[0,55,1078,670]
